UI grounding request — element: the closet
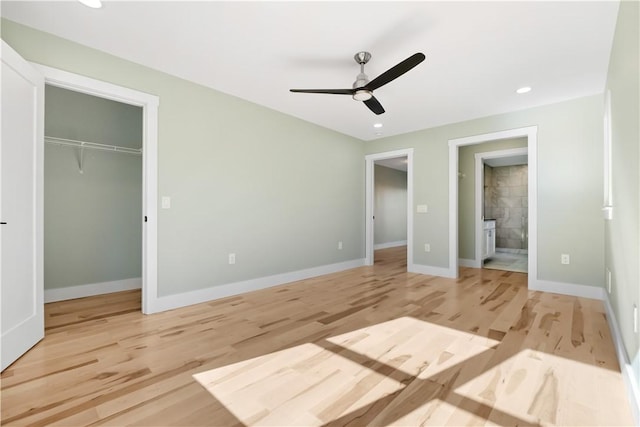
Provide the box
[44,85,143,301]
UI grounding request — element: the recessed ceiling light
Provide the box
[78,0,102,9]
[516,86,532,94]
[375,132,383,136]
[373,123,383,128]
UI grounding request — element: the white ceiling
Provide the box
[2,1,620,141]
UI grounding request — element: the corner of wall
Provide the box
[604,292,640,425]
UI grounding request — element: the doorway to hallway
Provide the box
[364,149,413,270]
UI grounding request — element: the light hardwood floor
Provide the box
[1,247,634,426]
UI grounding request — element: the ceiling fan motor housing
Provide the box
[352,72,369,89]
[352,51,372,99]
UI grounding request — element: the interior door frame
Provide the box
[473,147,529,267]
[365,148,413,267]
[34,64,160,314]
[448,126,538,283]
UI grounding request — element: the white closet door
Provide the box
[1,41,44,371]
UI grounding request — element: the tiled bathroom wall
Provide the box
[484,164,528,251]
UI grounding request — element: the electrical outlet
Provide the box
[606,268,612,293]
[338,241,343,250]
[228,253,236,265]
[561,254,570,265]
[424,243,431,252]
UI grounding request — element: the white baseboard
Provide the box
[151,258,366,313]
[409,263,457,278]
[458,258,480,268]
[45,277,141,303]
[529,279,605,301]
[603,293,640,425]
[374,240,407,250]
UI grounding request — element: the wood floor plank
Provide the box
[1,246,634,426]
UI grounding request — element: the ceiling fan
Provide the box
[290,51,425,115]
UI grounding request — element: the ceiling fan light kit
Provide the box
[353,90,373,101]
[290,51,425,115]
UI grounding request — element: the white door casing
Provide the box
[448,126,538,282]
[1,41,45,371]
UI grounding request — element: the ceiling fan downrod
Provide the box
[352,51,372,101]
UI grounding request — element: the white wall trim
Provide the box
[474,147,529,267]
[374,240,408,250]
[529,279,605,300]
[458,258,479,268]
[152,258,366,313]
[33,64,160,315]
[44,278,142,303]
[603,294,640,425]
[409,263,457,278]
[448,126,538,282]
[365,149,414,270]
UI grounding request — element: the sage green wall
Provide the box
[604,0,639,393]
[44,147,142,289]
[366,95,604,287]
[458,138,527,260]
[374,165,407,245]
[45,85,143,289]
[1,19,365,297]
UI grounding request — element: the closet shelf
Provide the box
[45,136,142,155]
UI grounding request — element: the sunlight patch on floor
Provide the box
[453,349,633,426]
[193,317,500,426]
[192,315,633,426]
[193,341,404,426]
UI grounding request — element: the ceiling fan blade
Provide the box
[289,88,354,95]
[364,96,385,115]
[365,53,425,92]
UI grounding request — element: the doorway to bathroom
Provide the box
[478,148,529,273]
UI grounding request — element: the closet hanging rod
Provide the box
[45,136,142,155]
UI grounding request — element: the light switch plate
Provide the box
[161,196,171,209]
[417,204,428,213]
